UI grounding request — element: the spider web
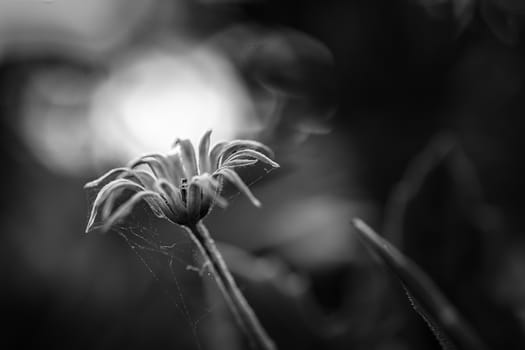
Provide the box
[84,166,276,350]
[112,220,213,350]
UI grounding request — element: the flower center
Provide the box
[180,178,188,205]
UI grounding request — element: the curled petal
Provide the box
[102,191,168,232]
[215,168,261,207]
[84,167,129,189]
[209,141,228,172]
[86,179,144,232]
[102,190,168,223]
[223,149,280,168]
[165,151,185,186]
[85,131,277,229]
[198,129,212,174]
[147,154,183,186]
[101,170,159,219]
[174,139,199,178]
[187,180,202,221]
[207,175,221,189]
[156,179,186,216]
[104,170,170,221]
[119,169,157,190]
[128,154,170,180]
[219,159,259,170]
[196,175,229,209]
[128,153,163,166]
[218,140,274,166]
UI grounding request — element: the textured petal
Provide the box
[102,190,168,222]
[128,154,170,180]
[195,175,229,210]
[209,141,228,172]
[120,169,157,190]
[103,171,171,221]
[215,168,261,207]
[150,153,182,186]
[186,179,202,222]
[218,159,258,169]
[174,139,199,178]
[102,191,167,232]
[218,140,274,167]
[101,169,159,219]
[223,149,280,168]
[165,150,185,186]
[84,167,129,189]
[198,129,212,174]
[128,153,163,166]
[85,179,144,232]
[156,179,186,216]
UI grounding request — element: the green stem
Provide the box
[185,221,276,350]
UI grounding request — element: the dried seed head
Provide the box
[85,130,279,232]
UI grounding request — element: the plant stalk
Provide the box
[185,221,276,350]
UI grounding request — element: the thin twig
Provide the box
[185,221,276,350]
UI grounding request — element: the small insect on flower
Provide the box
[84,130,279,232]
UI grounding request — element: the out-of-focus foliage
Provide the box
[352,219,488,350]
[414,0,525,44]
[3,0,525,350]
[416,0,476,32]
[480,0,525,45]
[208,24,336,144]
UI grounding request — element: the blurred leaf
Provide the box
[481,0,524,45]
[414,0,476,33]
[487,0,525,14]
[379,133,525,349]
[351,219,488,350]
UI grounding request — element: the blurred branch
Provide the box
[448,142,503,237]
[382,133,456,247]
[351,218,489,350]
[382,131,503,251]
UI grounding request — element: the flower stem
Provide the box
[185,221,276,350]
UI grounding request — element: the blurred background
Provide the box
[2,0,525,349]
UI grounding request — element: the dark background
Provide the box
[2,0,525,349]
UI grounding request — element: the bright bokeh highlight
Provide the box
[92,48,258,158]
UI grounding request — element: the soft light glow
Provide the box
[19,45,260,175]
[91,47,259,160]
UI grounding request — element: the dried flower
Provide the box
[85,130,279,232]
[84,130,279,350]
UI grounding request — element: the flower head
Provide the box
[85,130,279,232]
